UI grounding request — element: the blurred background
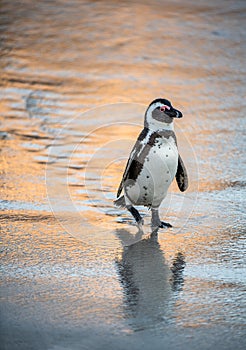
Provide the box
[0,0,245,349]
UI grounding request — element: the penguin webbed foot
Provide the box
[151,221,172,231]
[159,221,172,228]
[151,208,172,229]
[126,205,144,227]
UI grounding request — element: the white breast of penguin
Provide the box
[126,135,178,207]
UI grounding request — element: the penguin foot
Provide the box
[151,221,172,230]
[159,221,172,228]
[127,205,144,227]
[151,209,172,229]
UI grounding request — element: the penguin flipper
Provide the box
[175,155,188,192]
[117,181,123,198]
[116,150,135,198]
[116,147,139,198]
[116,128,149,198]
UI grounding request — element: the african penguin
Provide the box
[115,98,188,230]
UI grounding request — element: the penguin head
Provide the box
[144,98,182,130]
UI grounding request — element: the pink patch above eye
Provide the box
[160,105,171,111]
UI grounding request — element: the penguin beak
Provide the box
[166,107,183,118]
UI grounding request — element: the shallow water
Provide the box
[0,0,246,349]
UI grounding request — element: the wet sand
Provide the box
[0,0,245,349]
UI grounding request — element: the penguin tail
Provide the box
[114,195,126,208]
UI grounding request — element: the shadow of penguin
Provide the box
[115,229,185,331]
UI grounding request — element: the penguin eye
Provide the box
[160,105,171,112]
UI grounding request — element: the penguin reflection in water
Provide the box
[115,231,185,329]
[115,98,188,230]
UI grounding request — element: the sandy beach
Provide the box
[0,0,245,349]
